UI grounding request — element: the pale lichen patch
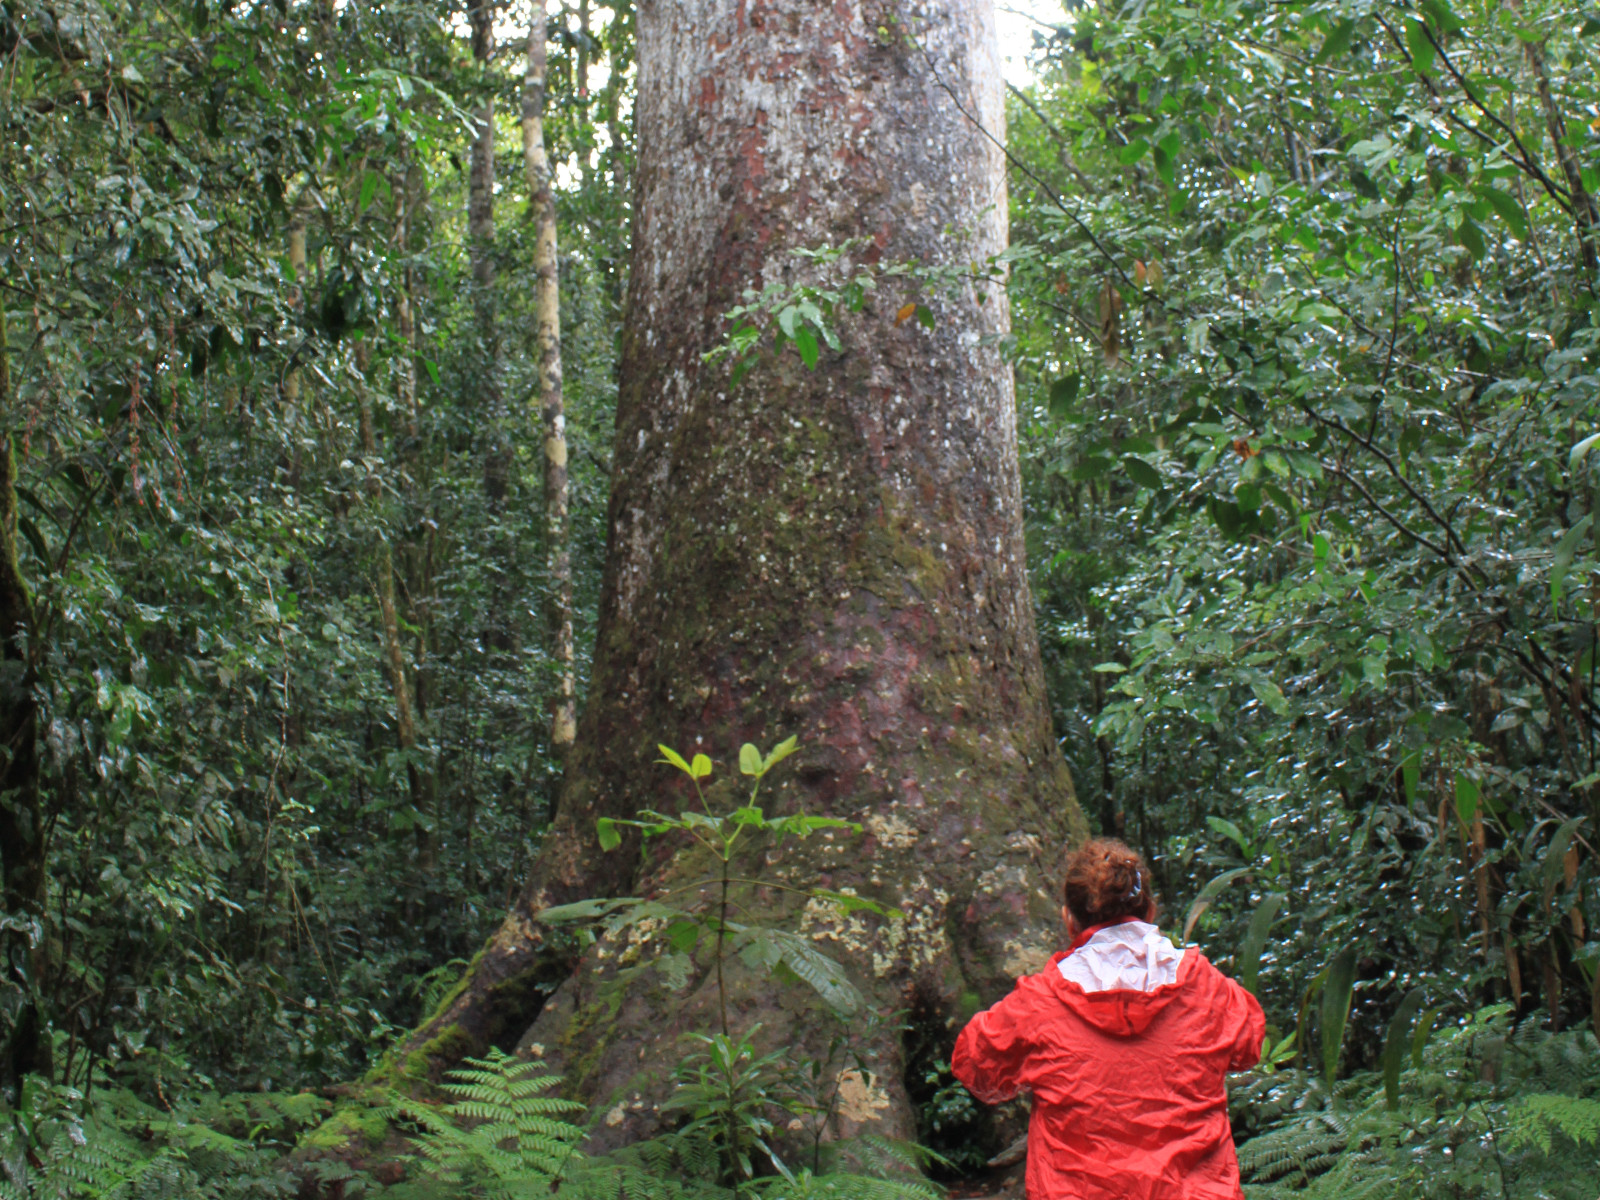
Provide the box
[865,810,918,850]
[836,1069,890,1123]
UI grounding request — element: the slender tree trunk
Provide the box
[282,212,308,481]
[1514,7,1599,276]
[355,342,422,799]
[603,6,631,258]
[469,0,509,504]
[0,307,48,1090]
[386,0,1085,1146]
[524,9,576,759]
[394,170,421,446]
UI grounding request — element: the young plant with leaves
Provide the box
[543,738,898,1036]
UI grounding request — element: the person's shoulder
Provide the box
[1177,948,1253,999]
[1012,951,1070,997]
[1172,947,1224,990]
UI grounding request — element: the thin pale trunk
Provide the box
[576,0,591,184]
[524,8,576,758]
[604,15,628,203]
[0,307,48,1089]
[394,173,421,444]
[283,214,307,414]
[469,0,509,503]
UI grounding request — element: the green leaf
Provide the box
[16,517,49,563]
[1151,135,1179,186]
[1569,432,1600,472]
[739,743,762,776]
[666,920,702,953]
[1420,0,1464,33]
[657,744,693,775]
[757,928,863,1014]
[357,170,387,214]
[763,735,798,770]
[1122,455,1162,489]
[812,889,901,919]
[689,753,712,780]
[1454,773,1480,824]
[1182,867,1250,943]
[1411,1007,1440,1069]
[1073,455,1113,481]
[1321,946,1358,1084]
[1210,497,1245,537]
[1404,16,1436,74]
[596,817,621,852]
[915,304,935,330]
[1383,987,1427,1109]
[1119,137,1150,165]
[1316,18,1356,62]
[1249,678,1290,716]
[1542,817,1585,904]
[539,898,635,923]
[1239,892,1287,997]
[1049,374,1081,416]
[1552,514,1593,609]
[793,325,819,369]
[1206,815,1249,856]
[1401,752,1421,806]
[1456,215,1486,260]
[1476,184,1527,237]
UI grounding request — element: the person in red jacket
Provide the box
[952,839,1265,1200]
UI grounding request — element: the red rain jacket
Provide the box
[952,931,1265,1200]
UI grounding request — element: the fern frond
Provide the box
[1503,1092,1600,1155]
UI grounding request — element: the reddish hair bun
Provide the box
[1062,838,1157,926]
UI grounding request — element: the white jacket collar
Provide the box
[1058,920,1186,993]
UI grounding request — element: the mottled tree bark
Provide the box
[391,0,1084,1143]
[523,9,577,757]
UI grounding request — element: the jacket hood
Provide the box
[1045,923,1196,1037]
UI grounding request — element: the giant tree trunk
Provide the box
[390,0,1084,1144]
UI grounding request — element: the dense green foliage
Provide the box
[1011,0,1600,1067]
[0,0,625,1095]
[2,0,1599,1193]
